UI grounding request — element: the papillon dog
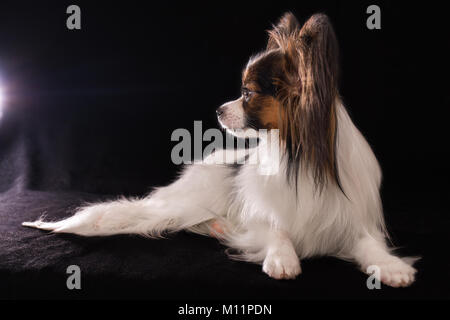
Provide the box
[23,13,417,287]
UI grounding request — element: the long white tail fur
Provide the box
[23,163,234,237]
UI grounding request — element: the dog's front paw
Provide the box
[262,250,301,280]
[370,257,417,288]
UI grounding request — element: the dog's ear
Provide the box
[267,12,302,92]
[267,12,300,51]
[278,13,342,192]
[298,13,339,89]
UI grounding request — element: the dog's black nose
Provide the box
[216,106,225,116]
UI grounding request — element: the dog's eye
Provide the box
[242,88,253,102]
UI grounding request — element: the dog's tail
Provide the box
[22,195,220,237]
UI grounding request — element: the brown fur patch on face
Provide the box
[241,51,286,130]
[243,80,260,93]
[245,94,281,129]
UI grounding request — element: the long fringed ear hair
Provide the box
[268,12,342,193]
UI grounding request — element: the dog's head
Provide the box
[217,12,341,189]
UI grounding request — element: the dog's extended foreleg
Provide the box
[351,234,417,287]
[225,223,301,280]
[23,164,233,237]
[262,229,302,279]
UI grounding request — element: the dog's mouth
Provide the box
[217,115,261,139]
[217,115,243,131]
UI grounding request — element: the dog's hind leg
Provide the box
[23,163,234,237]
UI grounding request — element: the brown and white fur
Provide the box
[23,13,417,287]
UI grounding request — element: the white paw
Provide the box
[263,251,301,280]
[369,257,417,287]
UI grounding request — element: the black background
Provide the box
[0,0,449,300]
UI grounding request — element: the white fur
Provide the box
[217,97,246,131]
[217,97,260,139]
[23,99,417,286]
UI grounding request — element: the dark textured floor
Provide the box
[1,186,448,300]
